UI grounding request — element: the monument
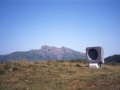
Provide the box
[86,46,104,68]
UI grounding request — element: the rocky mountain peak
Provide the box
[0,45,86,62]
[41,45,51,49]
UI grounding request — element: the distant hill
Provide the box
[0,45,85,62]
[105,54,120,63]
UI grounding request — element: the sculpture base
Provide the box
[89,63,100,68]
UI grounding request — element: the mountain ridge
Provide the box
[0,45,85,62]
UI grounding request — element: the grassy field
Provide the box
[0,60,120,90]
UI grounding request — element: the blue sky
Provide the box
[0,0,120,57]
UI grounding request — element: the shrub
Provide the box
[56,60,64,62]
[69,58,87,63]
[4,62,13,71]
[76,63,82,67]
[0,68,5,74]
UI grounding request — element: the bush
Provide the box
[69,58,86,63]
[4,62,13,71]
[76,63,82,67]
[105,62,120,66]
[0,68,5,74]
[3,62,21,72]
[56,60,64,62]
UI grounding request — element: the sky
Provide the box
[0,0,120,57]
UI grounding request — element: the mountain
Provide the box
[0,45,85,62]
[105,54,120,63]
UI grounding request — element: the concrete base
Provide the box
[89,63,100,68]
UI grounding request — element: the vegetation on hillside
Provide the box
[105,54,120,64]
[0,59,120,90]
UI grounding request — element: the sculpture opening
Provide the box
[88,49,98,60]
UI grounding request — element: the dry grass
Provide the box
[0,61,120,90]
